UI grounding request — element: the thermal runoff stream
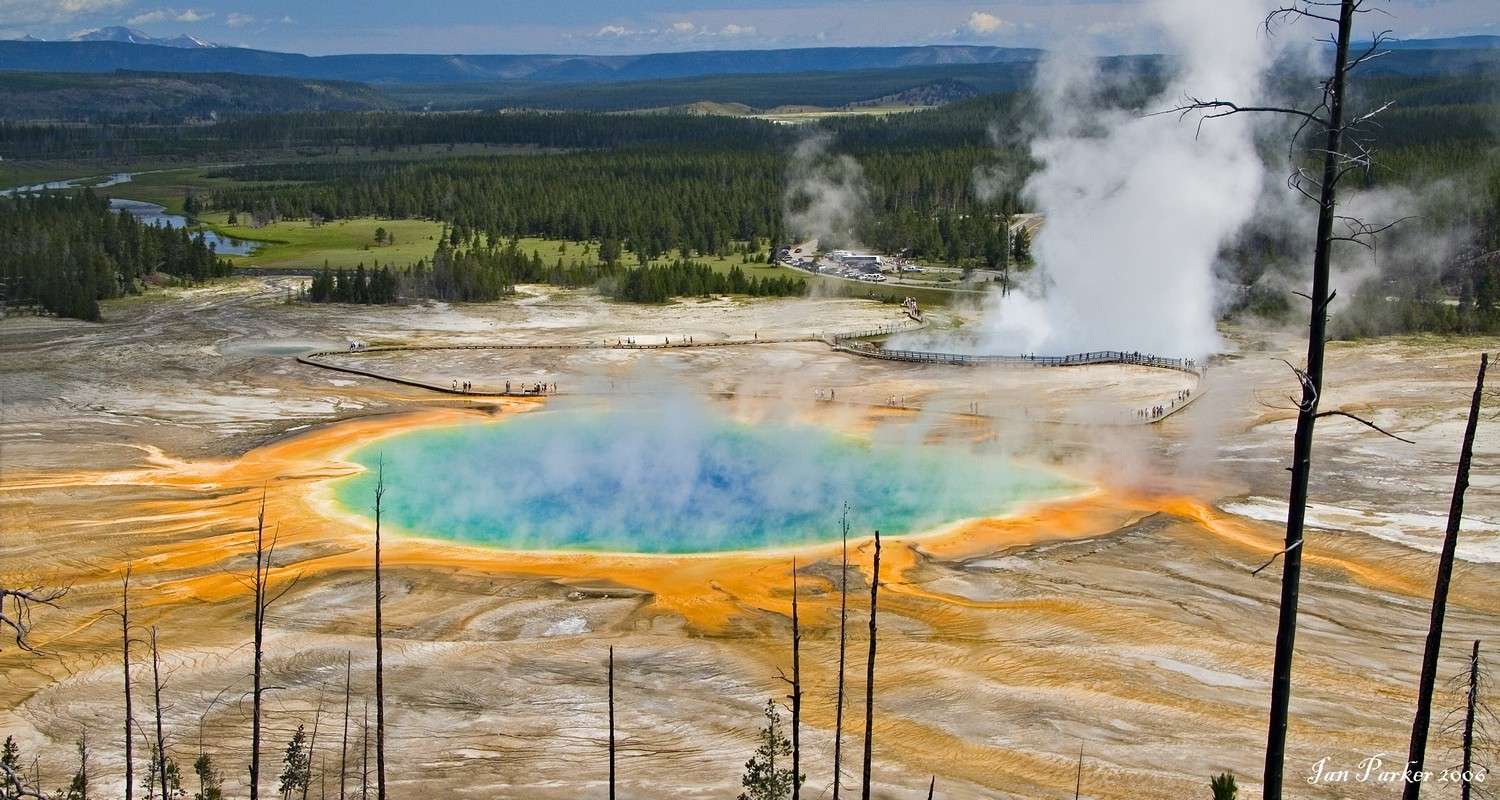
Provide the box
[333,408,1075,553]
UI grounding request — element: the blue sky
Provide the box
[3,0,1496,55]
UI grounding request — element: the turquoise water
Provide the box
[333,409,1074,554]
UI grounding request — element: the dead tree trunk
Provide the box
[150,627,168,800]
[1073,744,1083,800]
[122,568,134,800]
[339,653,351,800]
[303,691,325,800]
[926,776,935,800]
[832,504,850,800]
[790,559,802,800]
[250,498,268,800]
[859,530,880,800]
[1460,640,1480,800]
[359,702,369,800]
[1260,5,1354,794]
[1403,353,1488,799]
[1168,3,1398,795]
[608,646,616,800]
[372,462,387,800]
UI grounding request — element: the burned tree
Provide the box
[121,569,135,800]
[832,504,850,800]
[608,646,616,800]
[302,691,325,800]
[859,530,880,800]
[1449,641,1494,800]
[776,560,803,800]
[790,560,802,800]
[1167,3,1403,796]
[149,627,171,800]
[244,494,298,800]
[339,654,351,800]
[372,460,387,800]
[1403,354,1488,799]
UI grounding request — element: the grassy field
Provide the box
[197,215,972,304]
[199,214,446,269]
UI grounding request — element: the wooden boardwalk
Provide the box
[295,320,1203,424]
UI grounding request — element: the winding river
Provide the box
[2,170,262,256]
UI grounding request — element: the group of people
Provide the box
[448,379,559,395]
[1138,387,1192,420]
[814,388,838,401]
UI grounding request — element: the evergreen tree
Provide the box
[278,726,309,800]
[192,755,221,800]
[737,700,799,800]
[1,736,23,800]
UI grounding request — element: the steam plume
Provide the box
[970,0,1273,358]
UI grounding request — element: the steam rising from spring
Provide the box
[334,401,1073,553]
[974,0,1272,358]
[783,133,868,249]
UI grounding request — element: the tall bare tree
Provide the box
[339,653,351,800]
[832,503,850,800]
[246,494,298,800]
[608,646,616,800]
[358,702,369,800]
[122,568,135,800]
[372,460,387,800]
[1460,640,1483,800]
[1404,354,1489,798]
[1168,3,1400,796]
[859,530,880,800]
[149,627,170,800]
[789,560,802,800]
[302,690,325,800]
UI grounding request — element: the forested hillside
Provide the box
[0,71,395,122]
[0,191,230,319]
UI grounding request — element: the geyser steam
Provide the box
[334,402,1072,553]
[783,133,868,249]
[974,0,1272,358]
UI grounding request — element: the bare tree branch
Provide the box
[0,584,67,653]
[1314,409,1416,444]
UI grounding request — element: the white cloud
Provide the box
[226,12,254,28]
[590,20,757,42]
[127,6,212,25]
[964,11,1010,36]
[0,0,126,26]
[127,9,169,24]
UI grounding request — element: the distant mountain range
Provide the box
[74,26,218,49]
[0,41,1044,85]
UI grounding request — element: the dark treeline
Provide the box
[610,261,804,303]
[0,110,790,161]
[207,146,1020,267]
[0,191,229,320]
[306,238,805,305]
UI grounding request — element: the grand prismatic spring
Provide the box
[332,407,1076,553]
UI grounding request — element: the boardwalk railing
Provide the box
[830,341,1202,375]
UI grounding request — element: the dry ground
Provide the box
[2,279,1497,800]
